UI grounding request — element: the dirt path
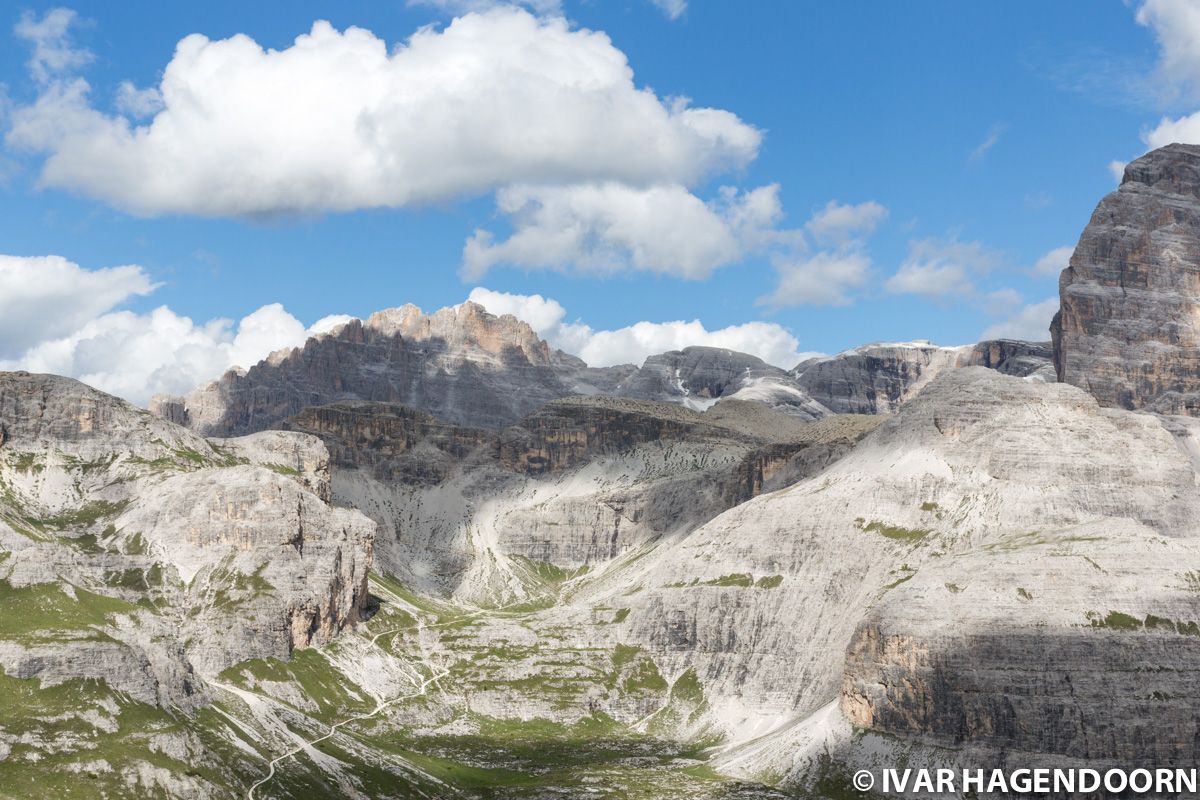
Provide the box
[244,654,448,799]
[238,588,506,800]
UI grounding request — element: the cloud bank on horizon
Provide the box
[465,287,818,369]
[0,252,815,405]
[0,254,352,405]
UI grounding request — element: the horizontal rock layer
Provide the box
[0,371,375,704]
[1053,142,1200,414]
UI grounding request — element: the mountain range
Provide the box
[2,143,1200,798]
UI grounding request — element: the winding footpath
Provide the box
[243,658,448,800]
[236,585,507,800]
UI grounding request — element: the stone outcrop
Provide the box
[793,339,1052,414]
[1053,142,1200,413]
[153,297,1060,438]
[0,371,375,704]
[151,306,842,437]
[151,302,618,435]
[600,368,1200,784]
[615,346,829,419]
[281,395,879,601]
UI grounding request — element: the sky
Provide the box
[0,0,1197,404]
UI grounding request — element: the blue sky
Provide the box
[0,0,1193,403]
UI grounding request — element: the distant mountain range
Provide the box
[149,298,1052,436]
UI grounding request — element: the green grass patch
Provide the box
[701,573,754,588]
[220,648,372,724]
[0,580,138,642]
[369,571,467,624]
[862,520,930,542]
[1087,610,1200,636]
[606,645,668,695]
[209,563,274,610]
[12,453,43,474]
[1088,610,1143,631]
[0,669,232,798]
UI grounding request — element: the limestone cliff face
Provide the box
[153,298,1057,439]
[603,368,1200,779]
[280,402,492,485]
[1053,143,1200,413]
[0,372,375,704]
[616,346,830,419]
[151,302,616,435]
[793,339,1052,414]
[281,395,879,602]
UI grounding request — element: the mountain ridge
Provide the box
[151,298,1053,436]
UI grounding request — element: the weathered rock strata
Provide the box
[0,372,375,704]
[281,394,879,602]
[793,339,1052,414]
[151,302,611,435]
[1053,142,1200,414]
[600,368,1200,782]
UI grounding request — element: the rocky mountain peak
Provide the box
[363,301,560,366]
[1053,142,1200,413]
[793,339,1052,414]
[1120,141,1200,197]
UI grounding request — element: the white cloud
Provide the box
[969,123,1006,162]
[649,0,688,20]
[309,314,356,335]
[0,254,342,405]
[0,255,155,358]
[758,250,871,307]
[885,260,971,299]
[804,200,887,247]
[1136,0,1200,100]
[3,304,342,406]
[1032,245,1073,277]
[467,287,814,368]
[463,183,793,280]
[14,8,92,84]
[114,81,163,118]
[885,237,1001,300]
[1126,2,1200,156]
[409,0,686,20]
[3,303,337,405]
[755,199,886,307]
[980,298,1059,341]
[980,287,1022,317]
[8,9,759,218]
[1144,110,1200,149]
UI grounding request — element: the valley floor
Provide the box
[202,574,800,800]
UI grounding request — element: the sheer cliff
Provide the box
[0,371,375,797]
[1053,142,1200,414]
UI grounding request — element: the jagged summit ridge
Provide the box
[793,338,1052,414]
[151,301,614,435]
[153,297,1055,435]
